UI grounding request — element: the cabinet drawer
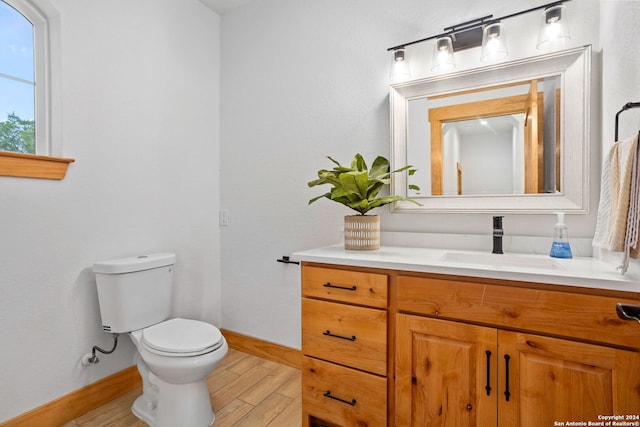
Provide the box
[302,265,387,308]
[303,356,387,427]
[397,275,640,349]
[302,298,387,375]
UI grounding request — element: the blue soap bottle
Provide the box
[550,212,573,259]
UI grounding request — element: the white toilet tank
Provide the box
[93,253,176,333]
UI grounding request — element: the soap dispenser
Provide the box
[550,212,573,259]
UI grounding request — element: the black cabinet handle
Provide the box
[617,303,640,323]
[323,390,356,406]
[323,330,356,341]
[485,350,492,396]
[504,354,511,402]
[323,282,357,291]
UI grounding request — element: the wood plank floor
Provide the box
[62,349,302,427]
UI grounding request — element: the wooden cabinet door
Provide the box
[396,314,498,427]
[499,331,640,426]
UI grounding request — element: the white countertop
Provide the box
[293,244,640,294]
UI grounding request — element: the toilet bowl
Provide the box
[129,318,228,427]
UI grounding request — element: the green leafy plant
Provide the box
[308,153,421,215]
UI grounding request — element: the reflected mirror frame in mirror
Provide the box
[426,77,561,197]
[389,45,591,214]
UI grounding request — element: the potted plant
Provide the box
[308,153,421,250]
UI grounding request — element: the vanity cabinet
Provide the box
[300,261,640,427]
[301,265,389,427]
[396,275,640,427]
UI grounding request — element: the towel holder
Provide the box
[277,255,300,265]
[614,102,640,141]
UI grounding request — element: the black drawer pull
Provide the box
[323,282,357,291]
[323,390,356,406]
[323,330,356,341]
[617,303,640,323]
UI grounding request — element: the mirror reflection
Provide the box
[390,46,590,213]
[408,76,561,197]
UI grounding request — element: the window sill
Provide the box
[0,151,75,180]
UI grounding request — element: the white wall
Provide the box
[218,0,614,351]
[601,1,640,150]
[442,126,460,195]
[0,0,221,422]
[460,130,513,195]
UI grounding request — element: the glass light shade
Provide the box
[480,22,508,62]
[431,36,455,72]
[389,48,411,81]
[537,4,570,50]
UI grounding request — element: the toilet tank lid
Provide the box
[93,253,176,274]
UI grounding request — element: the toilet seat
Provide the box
[141,318,224,357]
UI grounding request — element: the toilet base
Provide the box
[131,376,215,427]
[132,394,155,426]
[131,353,217,427]
[156,378,214,427]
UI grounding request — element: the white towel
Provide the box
[593,132,640,274]
[623,133,640,272]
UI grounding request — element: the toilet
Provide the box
[93,253,228,427]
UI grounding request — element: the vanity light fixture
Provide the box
[537,3,570,50]
[480,22,508,62]
[431,36,455,71]
[388,0,571,77]
[390,47,411,81]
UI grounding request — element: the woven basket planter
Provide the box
[344,215,380,250]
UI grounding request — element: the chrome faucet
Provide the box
[492,216,504,254]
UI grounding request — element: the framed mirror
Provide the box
[390,45,591,213]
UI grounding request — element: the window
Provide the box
[0,0,35,154]
[0,0,73,179]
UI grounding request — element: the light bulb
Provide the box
[389,48,411,82]
[431,37,455,72]
[537,4,570,50]
[481,22,508,62]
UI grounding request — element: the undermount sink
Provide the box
[439,251,559,270]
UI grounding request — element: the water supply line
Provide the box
[82,333,119,365]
